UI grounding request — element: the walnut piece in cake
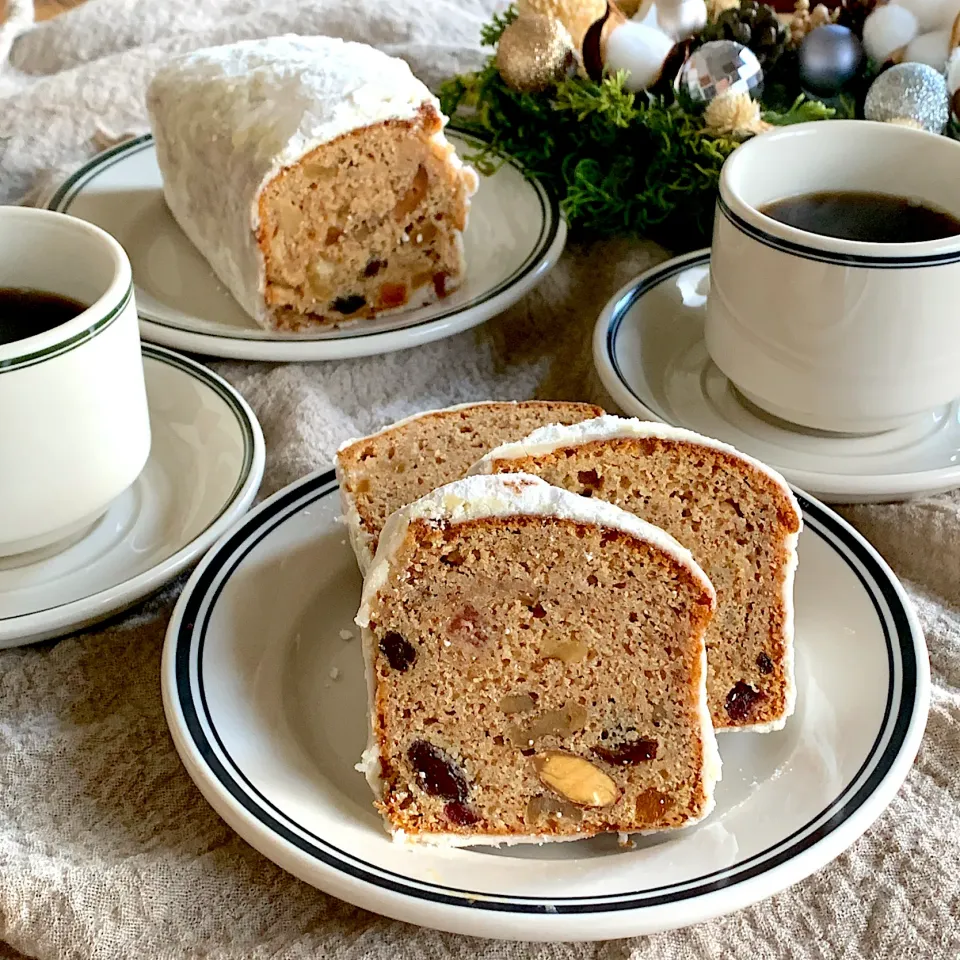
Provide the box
[335,400,605,572]
[474,416,802,733]
[355,474,720,846]
[146,35,478,331]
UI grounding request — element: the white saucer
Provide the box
[593,250,960,503]
[47,132,566,362]
[161,469,928,941]
[0,344,264,648]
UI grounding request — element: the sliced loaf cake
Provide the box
[474,417,802,733]
[355,473,719,845]
[336,400,604,571]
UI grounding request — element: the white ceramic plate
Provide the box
[0,344,264,647]
[593,249,960,504]
[160,468,928,941]
[46,132,566,362]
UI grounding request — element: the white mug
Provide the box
[706,120,960,434]
[0,207,150,557]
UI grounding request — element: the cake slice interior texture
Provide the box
[357,475,718,844]
[476,420,802,732]
[336,401,604,569]
[258,104,475,329]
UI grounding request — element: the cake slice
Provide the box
[335,400,604,572]
[147,36,478,331]
[355,473,719,846]
[473,417,802,733]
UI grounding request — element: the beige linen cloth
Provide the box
[0,1,957,956]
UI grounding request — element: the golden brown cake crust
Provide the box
[484,435,800,730]
[365,514,716,842]
[337,401,605,565]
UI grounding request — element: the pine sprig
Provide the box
[441,3,853,250]
[479,6,519,47]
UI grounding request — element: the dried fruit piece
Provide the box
[499,693,537,715]
[408,740,469,802]
[332,294,366,314]
[448,604,486,647]
[511,704,589,746]
[756,652,773,674]
[634,787,674,823]
[377,282,408,309]
[444,801,480,826]
[540,636,588,663]
[726,680,764,722]
[594,737,658,766]
[526,794,583,825]
[379,632,416,672]
[394,164,428,219]
[534,751,620,807]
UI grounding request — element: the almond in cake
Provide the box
[355,473,720,845]
[473,416,802,733]
[146,35,478,331]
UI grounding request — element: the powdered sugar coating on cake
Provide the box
[473,416,801,733]
[147,35,474,327]
[356,473,721,846]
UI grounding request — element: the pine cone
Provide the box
[834,0,879,37]
[699,0,788,67]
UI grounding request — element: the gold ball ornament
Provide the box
[496,14,578,93]
[517,0,607,47]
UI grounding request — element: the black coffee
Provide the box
[760,191,960,244]
[0,288,87,346]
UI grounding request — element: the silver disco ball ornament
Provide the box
[676,39,763,105]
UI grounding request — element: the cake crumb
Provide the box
[329,666,341,681]
[339,629,354,640]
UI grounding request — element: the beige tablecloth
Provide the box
[0,1,957,956]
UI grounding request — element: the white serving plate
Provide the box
[160,467,928,941]
[0,344,264,647]
[593,250,960,503]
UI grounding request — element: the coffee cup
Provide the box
[0,207,150,557]
[705,120,960,434]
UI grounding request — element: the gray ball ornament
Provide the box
[798,25,863,97]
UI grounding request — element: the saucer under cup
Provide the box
[707,121,960,435]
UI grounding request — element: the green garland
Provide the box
[439,6,837,250]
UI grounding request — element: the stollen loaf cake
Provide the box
[335,400,604,572]
[355,473,720,845]
[146,36,478,331]
[474,417,802,732]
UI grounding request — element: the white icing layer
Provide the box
[357,473,715,625]
[147,35,469,329]
[473,415,802,732]
[354,472,721,846]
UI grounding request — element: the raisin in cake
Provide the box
[146,36,478,331]
[336,401,604,572]
[355,473,720,845]
[473,417,802,733]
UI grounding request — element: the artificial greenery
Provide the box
[439,4,845,250]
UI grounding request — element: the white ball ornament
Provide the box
[655,0,708,41]
[947,47,960,94]
[895,0,946,33]
[604,20,676,91]
[862,4,920,62]
[904,26,951,67]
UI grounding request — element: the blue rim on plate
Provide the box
[163,466,928,918]
[47,131,562,344]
